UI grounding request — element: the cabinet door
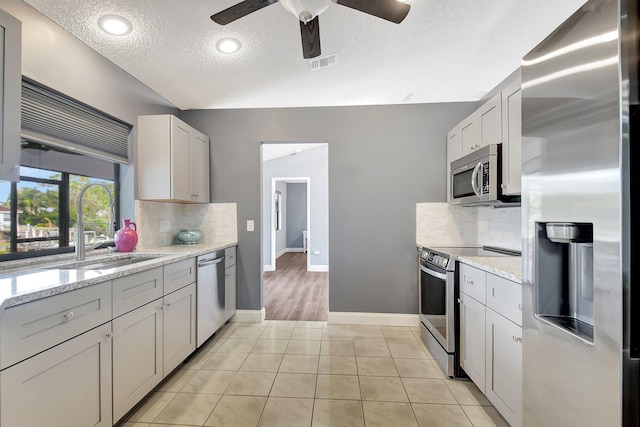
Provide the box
[225,264,237,321]
[112,300,163,422]
[501,78,522,196]
[190,130,210,203]
[170,116,191,201]
[459,292,486,392]
[477,93,502,147]
[460,118,478,156]
[485,308,522,427]
[0,9,20,181]
[1,323,112,427]
[447,126,463,162]
[163,283,196,375]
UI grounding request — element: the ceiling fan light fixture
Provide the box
[97,15,132,36]
[280,0,331,23]
[216,37,241,54]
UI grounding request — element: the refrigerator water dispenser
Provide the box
[535,222,594,343]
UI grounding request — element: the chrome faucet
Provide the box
[75,182,115,261]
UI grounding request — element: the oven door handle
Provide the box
[420,265,448,280]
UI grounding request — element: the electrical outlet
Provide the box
[247,220,254,232]
[160,220,170,232]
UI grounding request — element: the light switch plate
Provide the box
[247,220,254,232]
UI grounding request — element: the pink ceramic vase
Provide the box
[115,219,138,252]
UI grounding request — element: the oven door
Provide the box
[419,264,455,352]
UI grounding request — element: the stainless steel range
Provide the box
[417,245,519,378]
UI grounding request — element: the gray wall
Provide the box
[0,0,179,219]
[287,183,307,248]
[183,103,476,313]
[261,145,328,268]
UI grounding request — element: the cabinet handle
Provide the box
[457,298,462,304]
[106,332,114,339]
[517,304,522,311]
[63,311,74,322]
[512,336,522,343]
[501,184,507,189]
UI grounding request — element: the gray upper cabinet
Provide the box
[0,9,21,181]
[137,114,210,203]
[500,77,522,196]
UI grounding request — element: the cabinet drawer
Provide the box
[112,267,163,317]
[164,257,196,294]
[486,274,522,326]
[225,246,236,267]
[459,263,486,304]
[0,281,112,370]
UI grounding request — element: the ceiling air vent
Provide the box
[309,53,338,71]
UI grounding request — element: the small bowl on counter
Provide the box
[177,229,202,245]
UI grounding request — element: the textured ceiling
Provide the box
[23,0,587,110]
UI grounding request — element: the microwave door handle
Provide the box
[471,161,483,197]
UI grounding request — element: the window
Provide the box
[0,166,118,259]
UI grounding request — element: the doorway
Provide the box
[261,142,328,321]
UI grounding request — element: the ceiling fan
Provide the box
[211,0,410,59]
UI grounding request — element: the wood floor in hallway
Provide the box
[263,252,328,321]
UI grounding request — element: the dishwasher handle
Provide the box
[198,257,224,267]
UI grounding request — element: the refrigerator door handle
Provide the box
[471,161,483,197]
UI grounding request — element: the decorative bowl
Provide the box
[177,229,202,245]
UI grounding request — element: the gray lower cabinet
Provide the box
[112,299,164,421]
[112,263,197,422]
[224,246,237,321]
[164,283,197,374]
[0,256,200,426]
[1,322,113,427]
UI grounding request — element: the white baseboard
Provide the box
[232,308,266,323]
[263,264,275,272]
[328,312,419,327]
[276,248,304,258]
[308,264,329,272]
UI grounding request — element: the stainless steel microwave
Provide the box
[450,144,517,206]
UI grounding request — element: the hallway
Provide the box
[264,252,328,321]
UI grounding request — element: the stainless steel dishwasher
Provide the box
[196,251,226,347]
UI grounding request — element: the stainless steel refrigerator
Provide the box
[521,0,638,425]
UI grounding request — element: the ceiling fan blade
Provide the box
[300,16,321,59]
[335,0,410,24]
[211,0,279,25]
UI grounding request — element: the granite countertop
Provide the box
[0,241,237,312]
[457,255,522,283]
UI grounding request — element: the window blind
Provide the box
[21,79,132,164]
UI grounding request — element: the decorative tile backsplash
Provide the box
[416,203,478,247]
[416,202,521,251]
[135,201,238,249]
[477,206,522,251]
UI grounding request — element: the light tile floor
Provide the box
[120,321,509,427]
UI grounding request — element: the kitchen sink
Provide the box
[46,255,165,271]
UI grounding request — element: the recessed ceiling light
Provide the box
[98,15,133,36]
[216,38,241,54]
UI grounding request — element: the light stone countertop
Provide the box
[457,256,522,283]
[0,241,237,312]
